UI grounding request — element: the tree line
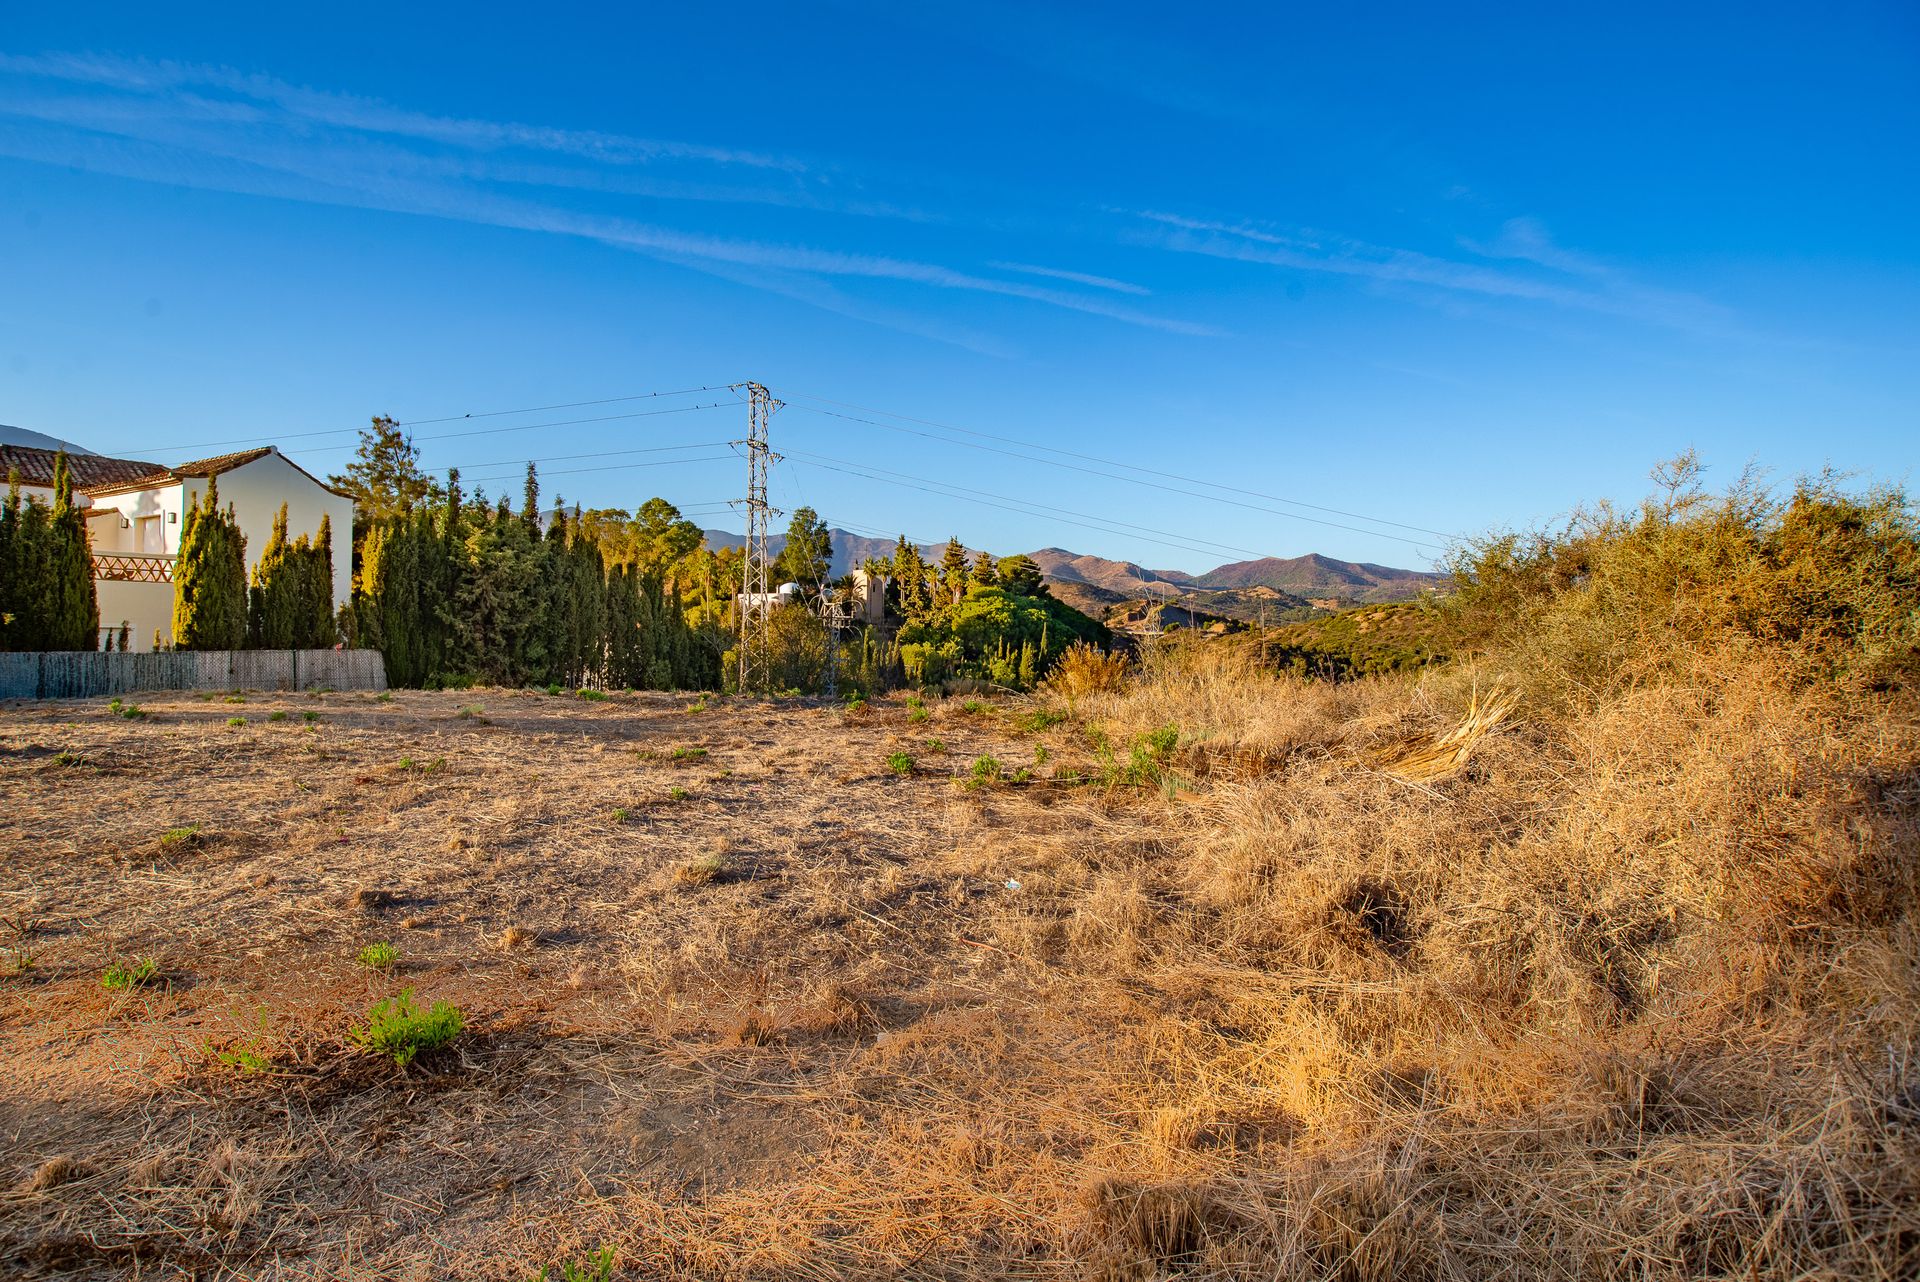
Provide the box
[0,455,98,650]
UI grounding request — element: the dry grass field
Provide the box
[3,638,1917,1278]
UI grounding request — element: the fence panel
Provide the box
[0,650,387,699]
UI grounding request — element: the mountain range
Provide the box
[704,531,1441,604]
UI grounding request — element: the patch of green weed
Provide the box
[349,988,464,1067]
[358,942,398,970]
[101,958,158,990]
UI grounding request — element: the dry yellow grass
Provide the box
[1,652,1915,1279]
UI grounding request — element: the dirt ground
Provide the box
[1,687,1143,1280]
[7,669,1914,1281]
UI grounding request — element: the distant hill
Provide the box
[702,529,958,580]
[695,526,1439,604]
[1194,553,1443,602]
[1026,547,1184,598]
[0,424,95,454]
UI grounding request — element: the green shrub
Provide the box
[224,693,246,704]
[455,704,484,720]
[302,709,321,724]
[962,698,989,715]
[671,746,707,761]
[102,958,159,990]
[349,988,464,1067]
[1020,708,1066,733]
[226,716,247,727]
[545,682,562,697]
[925,737,946,753]
[268,709,288,722]
[531,1246,617,1282]
[966,755,1003,788]
[611,807,632,823]
[668,786,689,801]
[358,941,398,970]
[159,825,200,849]
[886,751,913,775]
[577,688,608,702]
[217,1044,273,1073]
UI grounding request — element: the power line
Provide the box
[432,439,729,476]
[789,403,1442,552]
[786,451,1311,567]
[448,453,738,488]
[782,391,1457,543]
[138,385,727,456]
[394,384,732,428]
[275,401,736,461]
[788,447,1280,563]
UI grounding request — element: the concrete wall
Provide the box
[0,649,387,700]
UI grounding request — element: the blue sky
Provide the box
[1,2,1915,571]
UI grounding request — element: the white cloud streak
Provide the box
[1135,209,1739,336]
[0,53,1218,343]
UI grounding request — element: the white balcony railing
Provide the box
[93,552,176,583]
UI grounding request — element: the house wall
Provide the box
[179,453,354,624]
[86,483,187,556]
[96,580,175,652]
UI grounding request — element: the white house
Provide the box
[1,443,354,652]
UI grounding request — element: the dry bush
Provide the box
[1044,641,1130,703]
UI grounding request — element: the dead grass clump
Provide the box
[348,887,396,913]
[724,1010,781,1046]
[1328,878,1414,959]
[674,852,730,887]
[1076,1176,1240,1271]
[500,925,537,951]
[790,980,879,1037]
[19,1155,93,1193]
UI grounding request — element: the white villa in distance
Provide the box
[1,442,354,652]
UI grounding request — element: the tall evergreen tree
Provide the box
[0,470,55,650]
[173,478,248,650]
[297,512,337,647]
[970,549,999,589]
[894,536,929,617]
[940,537,969,604]
[45,453,99,650]
[329,416,435,535]
[248,504,298,648]
[773,506,833,593]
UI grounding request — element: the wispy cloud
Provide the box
[1133,209,1739,336]
[0,53,1216,345]
[987,260,1151,295]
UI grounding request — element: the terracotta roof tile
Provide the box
[0,444,166,493]
[83,446,280,496]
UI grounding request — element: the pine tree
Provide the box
[894,536,929,617]
[940,537,969,604]
[172,478,248,650]
[970,550,999,589]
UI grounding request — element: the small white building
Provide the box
[2,443,354,652]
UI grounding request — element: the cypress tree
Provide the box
[45,453,99,650]
[173,478,248,650]
[298,512,337,647]
[248,504,297,648]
